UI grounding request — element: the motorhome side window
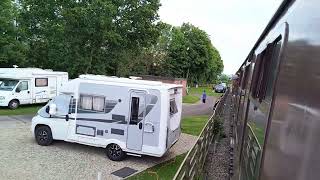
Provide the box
[79,94,105,112]
[35,78,48,87]
[170,99,178,115]
[130,97,139,125]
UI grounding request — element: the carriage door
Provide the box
[127,91,146,151]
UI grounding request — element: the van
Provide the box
[31,75,183,161]
[0,68,68,109]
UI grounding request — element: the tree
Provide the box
[0,0,27,67]
[164,23,223,84]
[18,0,160,78]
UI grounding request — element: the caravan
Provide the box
[31,75,183,161]
[0,68,68,109]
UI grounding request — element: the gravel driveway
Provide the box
[0,116,197,180]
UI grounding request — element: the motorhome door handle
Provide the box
[27,91,30,94]
[139,122,142,129]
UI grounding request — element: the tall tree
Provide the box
[165,23,223,83]
[18,0,160,78]
[0,0,27,67]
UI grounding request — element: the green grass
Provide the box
[249,122,265,146]
[127,153,186,180]
[188,86,222,97]
[128,115,209,179]
[181,115,209,136]
[0,104,42,116]
[182,95,199,104]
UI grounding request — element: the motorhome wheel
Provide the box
[106,143,126,161]
[35,126,53,146]
[8,100,19,109]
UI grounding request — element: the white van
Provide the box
[0,68,68,109]
[31,75,183,161]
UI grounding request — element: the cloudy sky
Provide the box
[159,0,283,74]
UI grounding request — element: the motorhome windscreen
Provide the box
[0,79,19,91]
[170,99,178,115]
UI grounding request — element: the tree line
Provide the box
[0,0,223,83]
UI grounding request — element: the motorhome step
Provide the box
[126,153,142,157]
[111,167,138,178]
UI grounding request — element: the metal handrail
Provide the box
[173,90,229,180]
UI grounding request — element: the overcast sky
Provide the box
[159,0,283,75]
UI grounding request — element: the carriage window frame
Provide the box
[251,36,282,102]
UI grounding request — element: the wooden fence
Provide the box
[173,90,228,180]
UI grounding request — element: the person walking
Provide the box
[202,90,207,103]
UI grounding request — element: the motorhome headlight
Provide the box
[0,96,5,100]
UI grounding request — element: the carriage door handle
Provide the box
[139,122,142,129]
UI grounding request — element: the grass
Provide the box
[128,115,209,179]
[182,95,199,104]
[127,153,186,180]
[181,115,209,136]
[188,86,222,97]
[249,122,265,146]
[0,104,42,116]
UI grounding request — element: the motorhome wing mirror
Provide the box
[15,87,21,93]
[49,104,57,115]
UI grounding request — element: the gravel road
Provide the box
[204,94,231,180]
[0,117,197,180]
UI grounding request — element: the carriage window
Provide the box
[170,99,178,115]
[130,97,139,125]
[251,36,281,102]
[35,78,48,87]
[79,95,105,112]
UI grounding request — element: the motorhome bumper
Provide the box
[0,100,8,106]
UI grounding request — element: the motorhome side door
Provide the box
[127,91,146,151]
[15,80,32,105]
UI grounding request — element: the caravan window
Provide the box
[170,99,178,115]
[35,78,48,87]
[130,97,139,125]
[79,94,105,112]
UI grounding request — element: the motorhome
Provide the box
[0,68,68,109]
[31,74,183,161]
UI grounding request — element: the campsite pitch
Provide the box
[0,116,197,180]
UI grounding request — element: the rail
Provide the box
[173,90,229,180]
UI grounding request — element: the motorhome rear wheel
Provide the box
[106,143,126,161]
[35,126,53,146]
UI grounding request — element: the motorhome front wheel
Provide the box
[35,126,53,146]
[8,100,19,109]
[106,144,126,161]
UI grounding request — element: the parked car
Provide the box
[214,84,226,93]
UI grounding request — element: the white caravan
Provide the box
[0,68,68,109]
[31,74,183,161]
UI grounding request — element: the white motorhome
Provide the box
[31,75,182,161]
[0,68,68,109]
